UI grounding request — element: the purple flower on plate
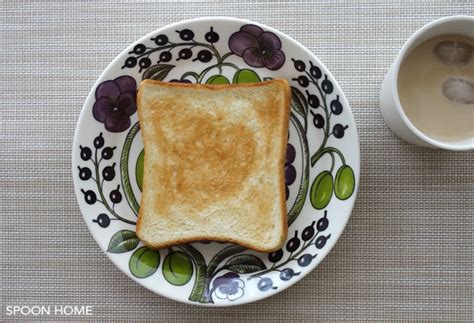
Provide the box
[211,273,245,301]
[93,76,137,132]
[229,24,285,70]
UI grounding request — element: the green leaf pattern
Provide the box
[222,254,267,274]
[142,64,174,81]
[107,230,139,253]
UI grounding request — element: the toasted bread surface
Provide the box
[136,79,290,252]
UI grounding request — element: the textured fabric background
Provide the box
[1,1,473,322]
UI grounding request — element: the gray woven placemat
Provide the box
[1,1,473,322]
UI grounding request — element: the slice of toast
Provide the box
[136,79,290,252]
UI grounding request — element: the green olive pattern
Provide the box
[135,149,144,192]
[233,69,261,83]
[310,171,333,210]
[162,251,194,286]
[129,246,160,279]
[206,75,230,84]
[334,165,355,200]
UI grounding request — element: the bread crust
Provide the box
[136,79,291,252]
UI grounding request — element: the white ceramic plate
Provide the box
[72,17,359,306]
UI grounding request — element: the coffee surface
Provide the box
[398,34,474,142]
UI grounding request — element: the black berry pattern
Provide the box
[310,111,325,129]
[78,166,92,181]
[309,61,322,79]
[301,221,316,241]
[286,231,301,252]
[205,27,219,43]
[81,189,97,205]
[101,147,116,160]
[291,58,306,72]
[170,79,191,83]
[321,75,333,94]
[330,95,343,115]
[194,50,213,63]
[178,29,194,41]
[93,213,111,228]
[77,133,136,226]
[284,142,296,200]
[122,26,226,77]
[306,90,320,108]
[297,254,314,267]
[94,132,104,149]
[317,217,329,231]
[124,57,137,68]
[152,34,168,46]
[248,211,331,287]
[109,185,122,204]
[132,44,146,54]
[332,123,348,139]
[159,51,172,62]
[139,57,151,69]
[292,75,309,87]
[178,48,193,60]
[80,145,92,161]
[292,58,348,141]
[102,163,116,181]
[315,234,331,249]
[268,249,284,263]
[257,277,276,291]
[279,268,299,281]
[290,57,356,211]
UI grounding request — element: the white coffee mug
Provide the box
[380,15,474,151]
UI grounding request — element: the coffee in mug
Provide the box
[398,34,473,142]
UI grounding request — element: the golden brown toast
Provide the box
[136,79,290,252]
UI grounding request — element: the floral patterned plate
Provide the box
[72,17,359,306]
